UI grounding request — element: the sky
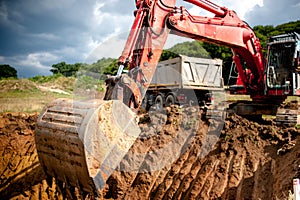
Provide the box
[0,0,299,78]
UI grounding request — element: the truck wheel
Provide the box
[141,95,150,111]
[154,95,164,111]
[165,94,175,107]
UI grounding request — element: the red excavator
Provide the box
[35,0,300,197]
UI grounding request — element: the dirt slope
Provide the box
[0,108,299,199]
[102,109,300,200]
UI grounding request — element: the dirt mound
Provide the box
[0,108,299,199]
[0,79,38,92]
[39,76,75,92]
[0,113,63,199]
[101,112,300,199]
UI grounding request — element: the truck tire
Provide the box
[141,93,151,111]
[165,94,175,107]
[154,95,164,111]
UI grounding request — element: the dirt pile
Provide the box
[0,79,38,92]
[0,108,299,199]
[0,113,66,199]
[102,110,300,199]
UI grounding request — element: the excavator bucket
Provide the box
[35,98,140,194]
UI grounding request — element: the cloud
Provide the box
[293,2,300,8]
[29,33,60,41]
[2,52,60,78]
[0,0,135,57]
[0,0,299,78]
[0,1,8,22]
[89,1,134,39]
[245,0,300,26]
[93,1,107,25]
[0,1,24,32]
[186,0,263,20]
[97,0,136,15]
[19,52,59,68]
[86,35,126,62]
[218,0,263,19]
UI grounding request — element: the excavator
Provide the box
[35,0,300,197]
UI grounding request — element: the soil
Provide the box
[0,106,300,199]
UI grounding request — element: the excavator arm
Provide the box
[107,0,266,111]
[105,0,176,109]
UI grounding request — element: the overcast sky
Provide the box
[0,0,299,78]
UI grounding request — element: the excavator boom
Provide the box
[106,0,267,108]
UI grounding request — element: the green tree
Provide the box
[0,64,17,79]
[80,58,119,77]
[253,20,300,51]
[93,58,117,74]
[50,62,82,77]
[102,59,119,75]
[160,50,179,61]
[166,41,210,58]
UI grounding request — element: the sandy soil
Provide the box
[0,106,299,199]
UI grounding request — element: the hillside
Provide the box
[0,78,71,113]
[0,75,107,113]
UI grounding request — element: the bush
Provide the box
[29,74,63,83]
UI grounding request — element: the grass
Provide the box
[0,77,107,113]
[0,88,71,113]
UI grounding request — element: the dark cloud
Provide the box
[0,0,136,77]
[245,0,300,26]
[0,0,93,50]
[17,65,52,78]
[100,0,136,15]
[0,0,298,78]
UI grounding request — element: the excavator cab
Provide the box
[266,32,300,96]
[266,32,300,125]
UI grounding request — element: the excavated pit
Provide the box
[0,105,300,199]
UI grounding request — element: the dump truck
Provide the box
[142,55,223,110]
